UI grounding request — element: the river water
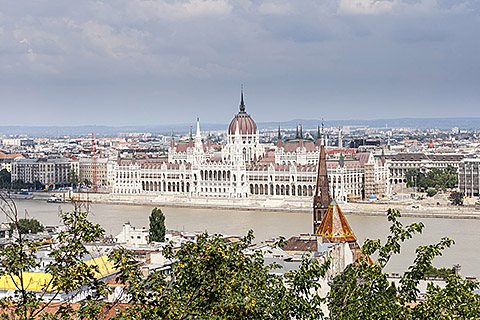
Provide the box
[5,199,480,279]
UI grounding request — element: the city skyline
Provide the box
[1,0,479,126]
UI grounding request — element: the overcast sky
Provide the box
[0,0,479,126]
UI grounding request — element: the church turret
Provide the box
[315,200,357,243]
[313,123,331,232]
[299,124,304,149]
[188,126,193,147]
[338,127,343,149]
[195,118,203,150]
[207,131,212,149]
[277,126,282,149]
[170,129,175,149]
[316,125,322,146]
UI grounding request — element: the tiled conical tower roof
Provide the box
[315,200,357,243]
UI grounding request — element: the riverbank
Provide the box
[14,191,480,220]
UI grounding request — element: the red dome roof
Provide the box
[228,89,257,135]
[229,113,257,135]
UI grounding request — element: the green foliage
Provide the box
[149,207,166,242]
[1,193,479,319]
[0,169,10,188]
[0,196,110,320]
[70,168,79,188]
[412,275,480,319]
[449,192,464,206]
[111,230,330,320]
[424,265,454,278]
[426,188,437,197]
[405,166,457,191]
[328,208,479,320]
[9,218,44,235]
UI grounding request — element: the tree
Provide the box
[449,192,463,206]
[1,192,479,319]
[427,189,437,197]
[110,230,330,320]
[149,207,166,242]
[9,218,44,235]
[70,168,79,188]
[0,169,11,189]
[0,192,109,319]
[406,167,458,192]
[328,208,480,319]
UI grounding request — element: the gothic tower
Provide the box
[313,129,331,233]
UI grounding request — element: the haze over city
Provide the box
[1,0,479,126]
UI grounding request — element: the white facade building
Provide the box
[112,92,391,202]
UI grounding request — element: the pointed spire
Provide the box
[299,124,304,148]
[315,200,357,242]
[196,118,201,137]
[277,126,282,149]
[316,125,322,146]
[339,151,345,168]
[170,129,175,148]
[207,131,212,149]
[239,85,246,113]
[338,127,342,149]
[321,120,325,146]
[313,140,331,233]
[195,118,203,150]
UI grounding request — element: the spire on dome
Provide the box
[239,85,246,113]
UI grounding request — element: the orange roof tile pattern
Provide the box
[315,201,357,243]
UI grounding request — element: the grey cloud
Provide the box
[0,0,478,125]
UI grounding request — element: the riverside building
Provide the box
[112,91,391,202]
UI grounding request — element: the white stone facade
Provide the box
[112,100,391,202]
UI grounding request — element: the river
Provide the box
[4,199,480,279]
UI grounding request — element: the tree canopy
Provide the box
[9,218,44,235]
[149,207,166,242]
[0,194,479,319]
[405,166,457,191]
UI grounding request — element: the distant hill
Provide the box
[258,117,480,130]
[0,117,478,137]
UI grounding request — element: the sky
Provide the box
[0,0,479,126]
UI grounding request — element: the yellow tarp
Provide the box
[0,255,116,292]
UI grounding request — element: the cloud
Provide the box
[126,0,232,20]
[258,2,294,15]
[0,0,479,125]
[338,0,398,15]
[79,21,148,58]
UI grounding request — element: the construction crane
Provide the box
[91,132,98,193]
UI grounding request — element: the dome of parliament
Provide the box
[228,90,257,135]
